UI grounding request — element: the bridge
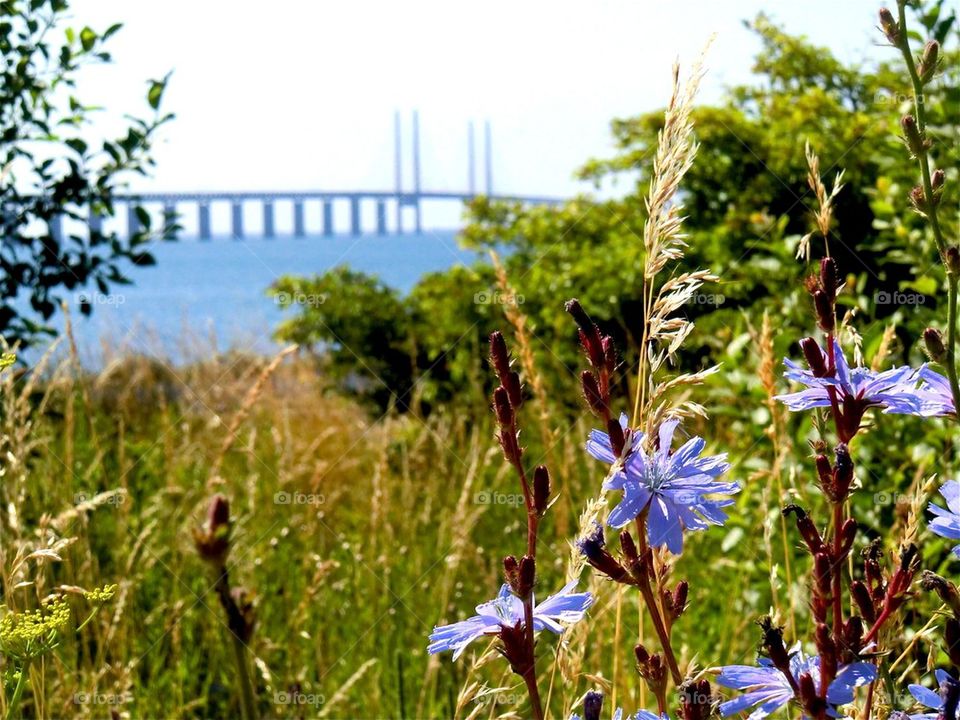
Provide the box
[89,112,564,240]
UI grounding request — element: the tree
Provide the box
[0,0,174,347]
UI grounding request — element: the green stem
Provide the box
[230,633,257,720]
[895,0,960,420]
[948,275,960,415]
[5,661,30,720]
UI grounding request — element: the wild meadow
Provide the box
[0,1,958,719]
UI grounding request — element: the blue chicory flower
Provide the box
[716,647,876,719]
[928,480,960,559]
[903,668,959,720]
[428,581,593,659]
[915,366,957,417]
[587,416,738,554]
[775,340,927,416]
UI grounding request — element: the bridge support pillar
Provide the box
[263,200,275,238]
[50,215,63,243]
[293,200,305,237]
[350,197,360,236]
[164,203,177,239]
[415,200,421,235]
[322,201,333,236]
[199,203,211,240]
[231,201,244,240]
[376,201,386,235]
[89,208,102,238]
[127,203,141,239]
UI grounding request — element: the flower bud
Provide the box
[606,417,626,458]
[798,672,825,717]
[679,679,713,720]
[566,298,604,368]
[834,443,854,499]
[920,570,960,616]
[878,8,899,44]
[901,115,927,156]
[758,617,791,674]
[800,337,829,377]
[783,505,824,555]
[602,336,617,375]
[577,523,629,583]
[932,168,945,193]
[671,580,689,620]
[533,465,550,516]
[813,290,835,333]
[819,257,838,299]
[909,184,928,213]
[842,616,864,660]
[851,580,877,625]
[517,555,536,598]
[227,586,257,643]
[581,370,605,417]
[582,691,604,720]
[193,494,232,565]
[923,327,947,363]
[947,246,960,275]
[489,331,510,382]
[839,518,858,559]
[918,40,940,84]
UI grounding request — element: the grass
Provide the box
[0,314,952,719]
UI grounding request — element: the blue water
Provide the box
[46,231,477,364]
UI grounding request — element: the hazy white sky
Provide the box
[70,0,888,200]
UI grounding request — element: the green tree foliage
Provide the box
[273,6,957,410]
[270,265,498,411]
[0,0,174,346]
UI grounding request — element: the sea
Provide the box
[31,231,478,366]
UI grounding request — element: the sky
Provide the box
[69,0,890,205]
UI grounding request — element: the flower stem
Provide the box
[5,661,30,720]
[634,517,682,685]
[230,631,258,720]
[895,0,960,419]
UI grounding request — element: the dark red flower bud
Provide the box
[671,580,689,620]
[813,290,835,333]
[932,168,946,194]
[581,370,606,417]
[910,185,928,213]
[490,331,510,379]
[533,465,550,517]
[798,672,824,716]
[492,386,513,427]
[783,505,824,555]
[517,555,536,598]
[839,519,858,560]
[800,337,829,377]
[566,298,604,368]
[606,417,626,458]
[820,257,838,299]
[503,555,520,588]
[194,494,232,564]
[814,553,833,597]
[602,336,617,375]
[851,580,876,625]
